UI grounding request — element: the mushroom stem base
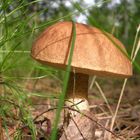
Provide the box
[66,98,89,111]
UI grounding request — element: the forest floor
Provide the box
[2,75,140,140]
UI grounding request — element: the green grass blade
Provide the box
[50,21,76,140]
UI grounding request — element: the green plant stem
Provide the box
[50,21,76,140]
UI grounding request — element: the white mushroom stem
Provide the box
[66,72,89,111]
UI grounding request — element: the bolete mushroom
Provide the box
[31,21,132,113]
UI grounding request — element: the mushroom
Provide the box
[31,21,132,113]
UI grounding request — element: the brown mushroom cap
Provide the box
[31,21,132,77]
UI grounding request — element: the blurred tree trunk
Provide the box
[121,0,129,40]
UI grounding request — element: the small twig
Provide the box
[33,100,84,121]
[70,116,86,140]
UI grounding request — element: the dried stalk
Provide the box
[108,25,140,140]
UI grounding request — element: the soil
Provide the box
[1,75,140,140]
